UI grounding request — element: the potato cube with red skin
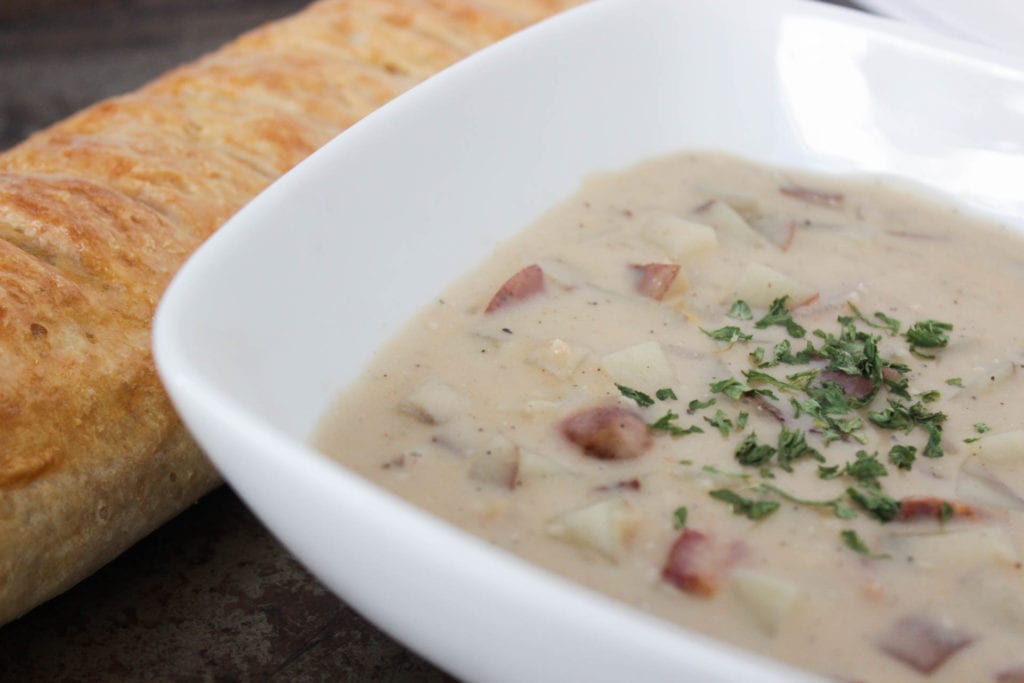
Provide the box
[485,264,544,312]
[661,528,744,598]
[877,614,973,674]
[560,405,652,460]
[631,263,681,300]
[897,496,978,522]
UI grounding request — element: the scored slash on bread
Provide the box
[0,0,585,626]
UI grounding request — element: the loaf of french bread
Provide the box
[0,0,583,626]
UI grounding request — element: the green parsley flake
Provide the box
[847,302,901,336]
[704,409,735,437]
[710,377,777,401]
[650,410,704,436]
[755,296,806,338]
[847,484,900,523]
[656,387,678,401]
[776,427,824,472]
[728,300,754,321]
[616,384,654,408]
[840,529,889,559]
[735,433,776,466]
[709,489,781,520]
[672,506,689,530]
[702,326,753,345]
[687,397,717,413]
[843,450,887,484]
[905,319,953,350]
[888,444,917,470]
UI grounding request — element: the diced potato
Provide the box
[951,360,1018,400]
[467,435,519,489]
[881,526,1019,571]
[398,378,469,424]
[517,449,573,483]
[526,338,592,379]
[971,429,1024,462]
[733,263,817,308]
[694,200,766,247]
[545,497,641,561]
[957,430,1024,510]
[748,215,795,249]
[601,340,676,391]
[731,570,801,635]
[640,211,719,261]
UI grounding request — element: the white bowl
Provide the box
[153,0,1024,680]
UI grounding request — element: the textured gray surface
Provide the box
[0,0,868,680]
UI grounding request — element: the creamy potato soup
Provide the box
[314,152,1024,682]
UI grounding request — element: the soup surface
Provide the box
[314,152,1024,682]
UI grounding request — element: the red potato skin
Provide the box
[898,496,978,522]
[485,264,544,313]
[661,529,745,597]
[632,263,680,300]
[559,405,653,460]
[819,369,875,401]
[780,183,844,207]
[878,614,974,674]
[996,663,1024,683]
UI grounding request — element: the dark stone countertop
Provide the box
[0,0,862,680]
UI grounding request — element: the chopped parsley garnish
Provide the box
[755,296,806,338]
[868,399,947,459]
[728,299,753,321]
[702,326,753,345]
[744,369,817,393]
[709,489,780,520]
[643,299,969,530]
[939,501,955,522]
[650,410,704,436]
[753,482,856,519]
[735,433,776,466]
[847,483,900,522]
[945,377,963,387]
[616,384,654,407]
[843,450,887,484]
[704,409,735,437]
[672,506,689,530]
[776,427,824,471]
[840,529,889,559]
[732,428,821,472]
[812,320,887,407]
[710,377,777,401]
[847,302,901,336]
[656,387,678,401]
[905,319,953,352]
[818,464,841,479]
[888,444,917,470]
[687,397,717,413]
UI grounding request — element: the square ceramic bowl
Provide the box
[153,0,1024,680]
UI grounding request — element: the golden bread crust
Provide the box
[0,0,585,626]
